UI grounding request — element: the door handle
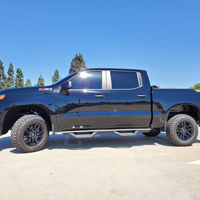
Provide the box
[137,94,147,98]
[94,94,105,98]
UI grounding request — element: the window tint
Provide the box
[71,71,102,89]
[111,71,139,89]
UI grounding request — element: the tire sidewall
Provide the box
[170,115,198,146]
[12,115,49,153]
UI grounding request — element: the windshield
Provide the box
[50,71,78,86]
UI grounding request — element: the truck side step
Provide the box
[62,128,151,139]
[114,130,139,137]
[69,132,97,139]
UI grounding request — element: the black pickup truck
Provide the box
[0,68,200,153]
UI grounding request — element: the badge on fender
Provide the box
[38,88,52,91]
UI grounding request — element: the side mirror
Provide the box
[62,81,72,90]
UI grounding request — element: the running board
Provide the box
[62,128,151,139]
[69,132,97,139]
[114,131,139,137]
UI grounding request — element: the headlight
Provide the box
[0,94,5,100]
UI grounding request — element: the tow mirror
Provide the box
[62,81,72,90]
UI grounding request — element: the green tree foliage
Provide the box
[0,60,7,89]
[52,69,61,83]
[37,75,45,86]
[25,79,32,87]
[190,83,200,89]
[15,68,24,88]
[69,53,87,74]
[6,62,15,88]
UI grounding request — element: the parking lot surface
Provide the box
[1,130,200,200]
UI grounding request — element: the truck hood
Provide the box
[0,86,54,94]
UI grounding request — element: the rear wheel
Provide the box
[11,115,49,153]
[166,114,198,146]
[142,128,160,137]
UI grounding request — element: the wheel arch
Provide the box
[2,105,52,134]
[167,103,200,125]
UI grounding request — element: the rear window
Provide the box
[111,71,139,89]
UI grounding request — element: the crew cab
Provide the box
[0,68,199,153]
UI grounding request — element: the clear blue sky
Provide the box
[0,0,200,88]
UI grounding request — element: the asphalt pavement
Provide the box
[0,130,200,200]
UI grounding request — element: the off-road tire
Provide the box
[11,115,49,153]
[166,114,198,146]
[142,128,160,137]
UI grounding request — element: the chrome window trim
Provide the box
[108,70,143,90]
[137,72,143,87]
[106,71,112,90]
[102,71,107,90]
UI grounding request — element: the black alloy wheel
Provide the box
[176,121,193,141]
[11,115,49,153]
[166,114,198,146]
[23,124,45,146]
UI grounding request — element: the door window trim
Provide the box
[106,70,143,90]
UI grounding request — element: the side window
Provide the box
[111,71,139,89]
[71,71,102,89]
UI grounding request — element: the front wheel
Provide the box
[166,114,198,146]
[11,115,49,153]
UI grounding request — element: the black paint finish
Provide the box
[0,68,200,136]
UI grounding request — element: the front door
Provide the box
[55,71,108,131]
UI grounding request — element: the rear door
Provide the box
[107,70,151,128]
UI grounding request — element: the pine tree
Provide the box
[0,60,7,89]
[52,69,61,83]
[15,68,24,88]
[69,53,87,74]
[37,75,45,86]
[25,79,32,87]
[6,62,14,88]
